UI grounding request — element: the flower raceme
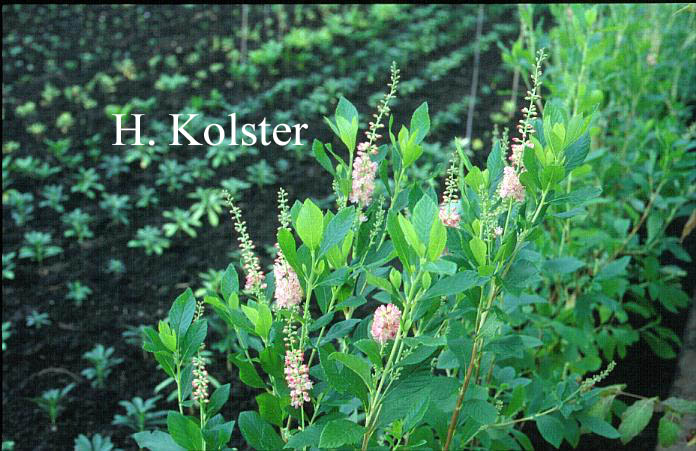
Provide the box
[284,349,313,409]
[439,202,461,228]
[191,355,210,404]
[499,166,525,202]
[350,142,378,208]
[273,246,303,310]
[225,193,267,294]
[371,304,402,345]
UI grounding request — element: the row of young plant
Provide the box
[131,5,695,450]
[1,6,515,449]
[2,5,516,277]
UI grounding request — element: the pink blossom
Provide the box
[350,149,377,206]
[371,304,402,345]
[439,201,461,228]
[494,226,503,237]
[284,349,313,408]
[509,140,533,168]
[273,246,303,309]
[499,166,525,202]
[357,141,378,155]
[191,356,209,403]
[244,268,266,292]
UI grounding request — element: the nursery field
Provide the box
[2,4,696,451]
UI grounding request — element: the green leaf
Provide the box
[221,263,239,301]
[422,271,485,300]
[229,355,266,389]
[387,211,412,273]
[180,319,207,360]
[412,195,438,247]
[398,345,438,367]
[255,303,272,340]
[462,399,498,424]
[238,411,285,451]
[203,418,235,450]
[335,97,359,152]
[334,295,367,310]
[168,288,196,343]
[277,228,300,277]
[643,331,676,359]
[319,419,366,448]
[564,131,590,172]
[410,102,430,145]
[596,256,631,281]
[354,339,382,368]
[319,207,355,257]
[578,414,620,439]
[552,186,602,205]
[284,424,323,449]
[296,199,324,250]
[657,415,680,447]
[464,166,486,192]
[204,296,254,333]
[618,398,656,444]
[487,141,504,193]
[256,393,283,427]
[336,96,359,126]
[536,414,564,448]
[319,319,360,346]
[133,431,186,451]
[329,352,372,390]
[469,237,487,266]
[428,219,447,261]
[399,214,425,257]
[167,411,204,450]
[543,257,585,275]
[312,139,334,175]
[317,267,350,288]
[207,384,230,418]
[378,373,434,428]
[662,397,696,415]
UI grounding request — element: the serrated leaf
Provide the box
[207,384,230,418]
[319,419,365,448]
[296,199,324,250]
[167,411,203,450]
[238,411,285,451]
[618,398,656,444]
[329,352,372,390]
[422,271,486,300]
[564,131,590,172]
[256,392,283,427]
[169,288,196,342]
[313,139,334,175]
[462,399,498,424]
[578,414,620,439]
[133,431,186,451]
[229,355,266,389]
[658,415,680,447]
[410,102,430,145]
[319,207,355,258]
[536,414,564,448]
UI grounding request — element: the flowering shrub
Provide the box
[133,40,695,450]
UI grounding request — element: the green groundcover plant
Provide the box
[134,33,695,450]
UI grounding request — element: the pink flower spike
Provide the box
[284,349,313,409]
[371,304,402,345]
[499,166,525,202]
[273,245,303,310]
[350,148,378,207]
[439,202,461,228]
